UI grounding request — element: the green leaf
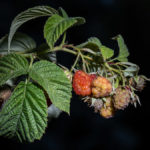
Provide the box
[88,37,102,48]
[120,62,138,67]
[29,60,72,114]
[77,37,102,51]
[0,53,29,86]
[0,32,36,54]
[0,81,47,142]
[124,66,139,72]
[123,64,139,77]
[100,45,114,60]
[58,7,85,25]
[73,17,86,26]
[123,72,134,77]
[77,37,104,72]
[8,6,58,51]
[113,34,129,62]
[58,7,69,18]
[44,14,85,49]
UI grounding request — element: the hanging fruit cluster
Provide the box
[0,5,149,143]
[73,70,147,118]
[70,34,149,118]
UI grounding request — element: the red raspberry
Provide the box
[89,74,97,82]
[73,70,92,96]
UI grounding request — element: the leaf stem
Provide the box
[29,55,34,69]
[65,45,93,61]
[15,52,36,58]
[61,32,66,46]
[80,52,87,72]
[70,53,80,72]
[107,58,117,62]
[51,46,77,55]
[105,62,125,86]
[51,46,93,61]
[27,55,34,82]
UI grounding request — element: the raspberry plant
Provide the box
[0,5,149,142]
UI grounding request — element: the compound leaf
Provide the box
[44,14,85,49]
[77,37,102,51]
[58,7,69,18]
[113,34,129,62]
[100,45,114,60]
[0,53,29,86]
[29,60,72,114]
[0,81,47,142]
[0,32,36,54]
[8,6,58,51]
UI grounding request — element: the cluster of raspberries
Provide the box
[73,70,132,119]
[72,70,112,97]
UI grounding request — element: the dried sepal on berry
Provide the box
[82,96,92,106]
[130,94,141,108]
[129,76,146,91]
[91,98,103,113]
[135,76,146,91]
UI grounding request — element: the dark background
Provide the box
[0,0,150,150]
